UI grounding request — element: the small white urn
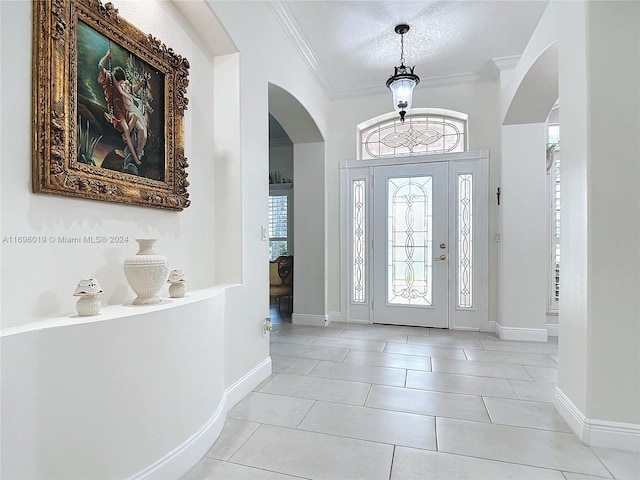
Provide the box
[123,239,169,305]
[73,278,103,316]
[167,269,187,298]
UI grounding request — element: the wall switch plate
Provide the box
[261,225,267,241]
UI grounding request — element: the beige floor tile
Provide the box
[204,418,260,461]
[269,334,318,345]
[259,373,371,405]
[270,355,319,375]
[182,457,303,479]
[408,335,485,349]
[269,342,349,362]
[406,370,518,398]
[299,401,436,450]
[562,473,613,480]
[253,375,276,392]
[366,384,490,422]
[509,379,557,403]
[309,360,406,387]
[327,321,368,330]
[187,324,629,480]
[344,349,432,371]
[436,417,611,476]
[591,446,640,480]
[230,425,394,480]
[384,342,466,359]
[463,348,558,367]
[524,365,558,383]
[481,339,558,355]
[483,396,573,432]
[391,447,566,479]
[276,325,343,337]
[311,336,387,352]
[366,324,431,337]
[228,391,314,428]
[432,357,532,380]
[340,328,409,343]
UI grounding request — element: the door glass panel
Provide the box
[457,173,473,308]
[387,176,433,306]
[352,179,366,303]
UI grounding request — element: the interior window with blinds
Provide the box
[269,194,288,260]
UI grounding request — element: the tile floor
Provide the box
[183,313,639,480]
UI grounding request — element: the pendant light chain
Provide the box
[399,32,405,65]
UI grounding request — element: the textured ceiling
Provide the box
[269,0,549,98]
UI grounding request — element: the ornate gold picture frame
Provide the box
[32,0,191,210]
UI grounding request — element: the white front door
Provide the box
[373,162,449,327]
[340,151,489,331]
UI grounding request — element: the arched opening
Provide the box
[498,41,559,341]
[268,83,327,326]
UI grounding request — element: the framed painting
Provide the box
[32,0,191,210]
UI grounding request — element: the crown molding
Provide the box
[492,55,521,72]
[266,0,335,95]
[268,0,505,100]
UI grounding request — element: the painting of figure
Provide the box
[76,20,165,180]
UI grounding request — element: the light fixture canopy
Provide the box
[386,24,420,122]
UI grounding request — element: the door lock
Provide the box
[435,254,447,261]
[439,243,447,249]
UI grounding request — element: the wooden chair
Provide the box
[269,255,293,314]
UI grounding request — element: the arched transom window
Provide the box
[358,108,468,160]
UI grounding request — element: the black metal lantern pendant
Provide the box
[386,24,420,122]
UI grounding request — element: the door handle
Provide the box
[435,254,447,261]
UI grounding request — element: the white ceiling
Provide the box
[268,0,549,98]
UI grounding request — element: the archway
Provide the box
[268,83,327,326]
[498,40,559,342]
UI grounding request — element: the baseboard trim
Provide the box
[546,323,558,337]
[225,357,272,411]
[292,313,328,327]
[327,311,343,324]
[133,357,272,479]
[137,398,226,480]
[554,387,640,452]
[494,322,548,342]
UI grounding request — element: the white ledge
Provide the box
[0,284,240,338]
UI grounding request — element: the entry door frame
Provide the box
[339,150,490,331]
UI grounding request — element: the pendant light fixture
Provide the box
[386,24,420,122]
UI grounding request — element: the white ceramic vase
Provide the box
[123,239,169,305]
[76,295,102,316]
[73,278,103,316]
[167,269,187,298]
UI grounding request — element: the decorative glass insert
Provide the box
[269,194,288,261]
[352,179,366,303]
[552,150,561,302]
[548,121,560,309]
[361,116,466,159]
[387,176,433,306]
[457,174,473,308]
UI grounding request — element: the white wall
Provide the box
[325,81,503,324]
[293,142,325,322]
[270,144,294,183]
[206,0,331,381]
[1,291,227,479]
[0,0,276,476]
[556,0,640,433]
[1,0,217,327]
[499,123,548,338]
